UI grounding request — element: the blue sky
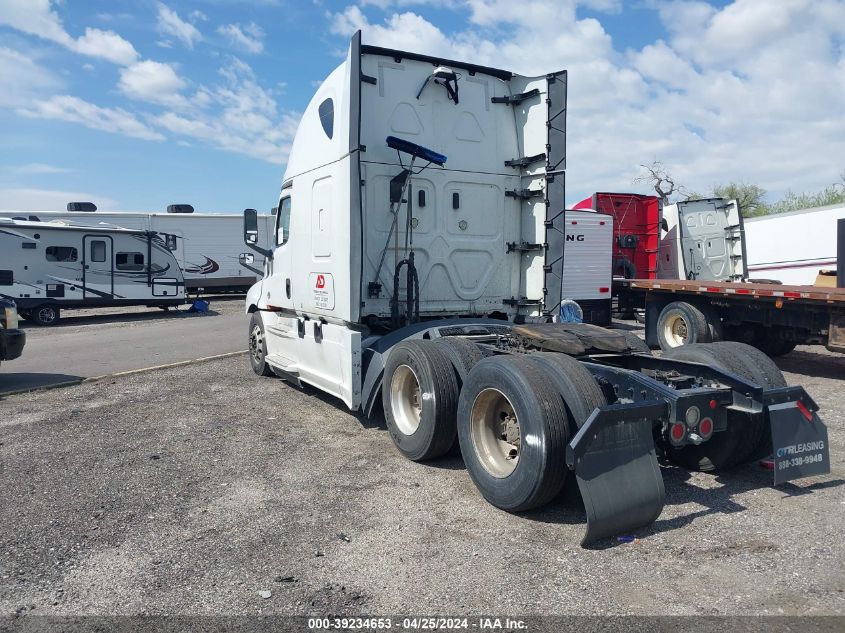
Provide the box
[1,0,843,212]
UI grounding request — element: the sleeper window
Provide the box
[276,196,292,246]
[46,246,78,262]
[116,252,145,271]
[90,241,106,262]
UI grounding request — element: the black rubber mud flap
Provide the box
[768,396,830,485]
[567,401,667,546]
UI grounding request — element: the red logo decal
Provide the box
[316,274,326,289]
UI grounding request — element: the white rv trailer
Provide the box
[240,33,829,544]
[1,209,274,292]
[743,203,845,285]
[0,219,185,324]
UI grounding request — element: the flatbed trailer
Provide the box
[615,278,845,355]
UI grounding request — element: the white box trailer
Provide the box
[1,209,274,293]
[0,219,185,324]
[744,203,844,285]
[240,32,829,545]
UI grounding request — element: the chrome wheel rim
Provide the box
[38,307,56,324]
[470,388,520,478]
[250,324,265,365]
[390,364,422,435]
[663,313,688,347]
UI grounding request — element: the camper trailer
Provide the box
[0,208,274,293]
[0,219,185,324]
[241,33,828,545]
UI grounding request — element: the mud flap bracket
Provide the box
[566,400,667,546]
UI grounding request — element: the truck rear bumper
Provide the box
[1,329,26,361]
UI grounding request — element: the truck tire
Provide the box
[383,340,459,461]
[753,337,797,357]
[620,331,652,355]
[457,355,570,511]
[434,337,484,385]
[661,344,767,471]
[656,301,719,350]
[524,352,607,430]
[248,312,274,377]
[32,305,60,326]
[709,341,787,460]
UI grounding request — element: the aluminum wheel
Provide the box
[663,313,689,348]
[249,324,265,365]
[470,388,521,478]
[35,306,57,325]
[389,364,422,435]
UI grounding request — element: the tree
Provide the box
[712,182,769,217]
[633,161,690,204]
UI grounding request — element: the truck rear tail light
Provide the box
[599,287,609,293]
[709,399,717,409]
[670,422,686,444]
[699,417,713,439]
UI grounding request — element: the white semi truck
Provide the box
[241,33,829,544]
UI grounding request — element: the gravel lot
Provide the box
[1,325,843,617]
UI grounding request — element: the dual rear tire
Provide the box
[383,339,606,512]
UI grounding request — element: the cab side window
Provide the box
[276,196,291,246]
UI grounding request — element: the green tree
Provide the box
[712,182,769,217]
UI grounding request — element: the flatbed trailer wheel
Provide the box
[383,340,459,461]
[248,312,275,377]
[661,343,772,471]
[656,301,720,349]
[457,356,570,512]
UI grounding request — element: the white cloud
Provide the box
[217,22,265,54]
[73,27,139,65]
[11,163,74,175]
[0,188,118,212]
[18,95,165,142]
[329,0,845,202]
[0,47,62,108]
[118,61,188,108]
[157,3,202,49]
[0,0,138,65]
[152,58,299,163]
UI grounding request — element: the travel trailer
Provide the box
[0,208,274,293]
[241,33,828,545]
[744,203,844,285]
[0,219,185,324]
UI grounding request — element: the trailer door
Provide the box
[82,235,114,298]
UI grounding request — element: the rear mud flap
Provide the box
[768,400,830,485]
[567,401,667,546]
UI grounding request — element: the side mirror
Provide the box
[239,252,255,265]
[244,208,259,245]
[242,208,273,260]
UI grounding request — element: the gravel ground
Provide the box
[0,328,843,617]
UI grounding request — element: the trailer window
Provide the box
[90,241,106,262]
[116,252,145,271]
[276,196,291,246]
[45,246,78,262]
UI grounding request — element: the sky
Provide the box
[1,0,843,213]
